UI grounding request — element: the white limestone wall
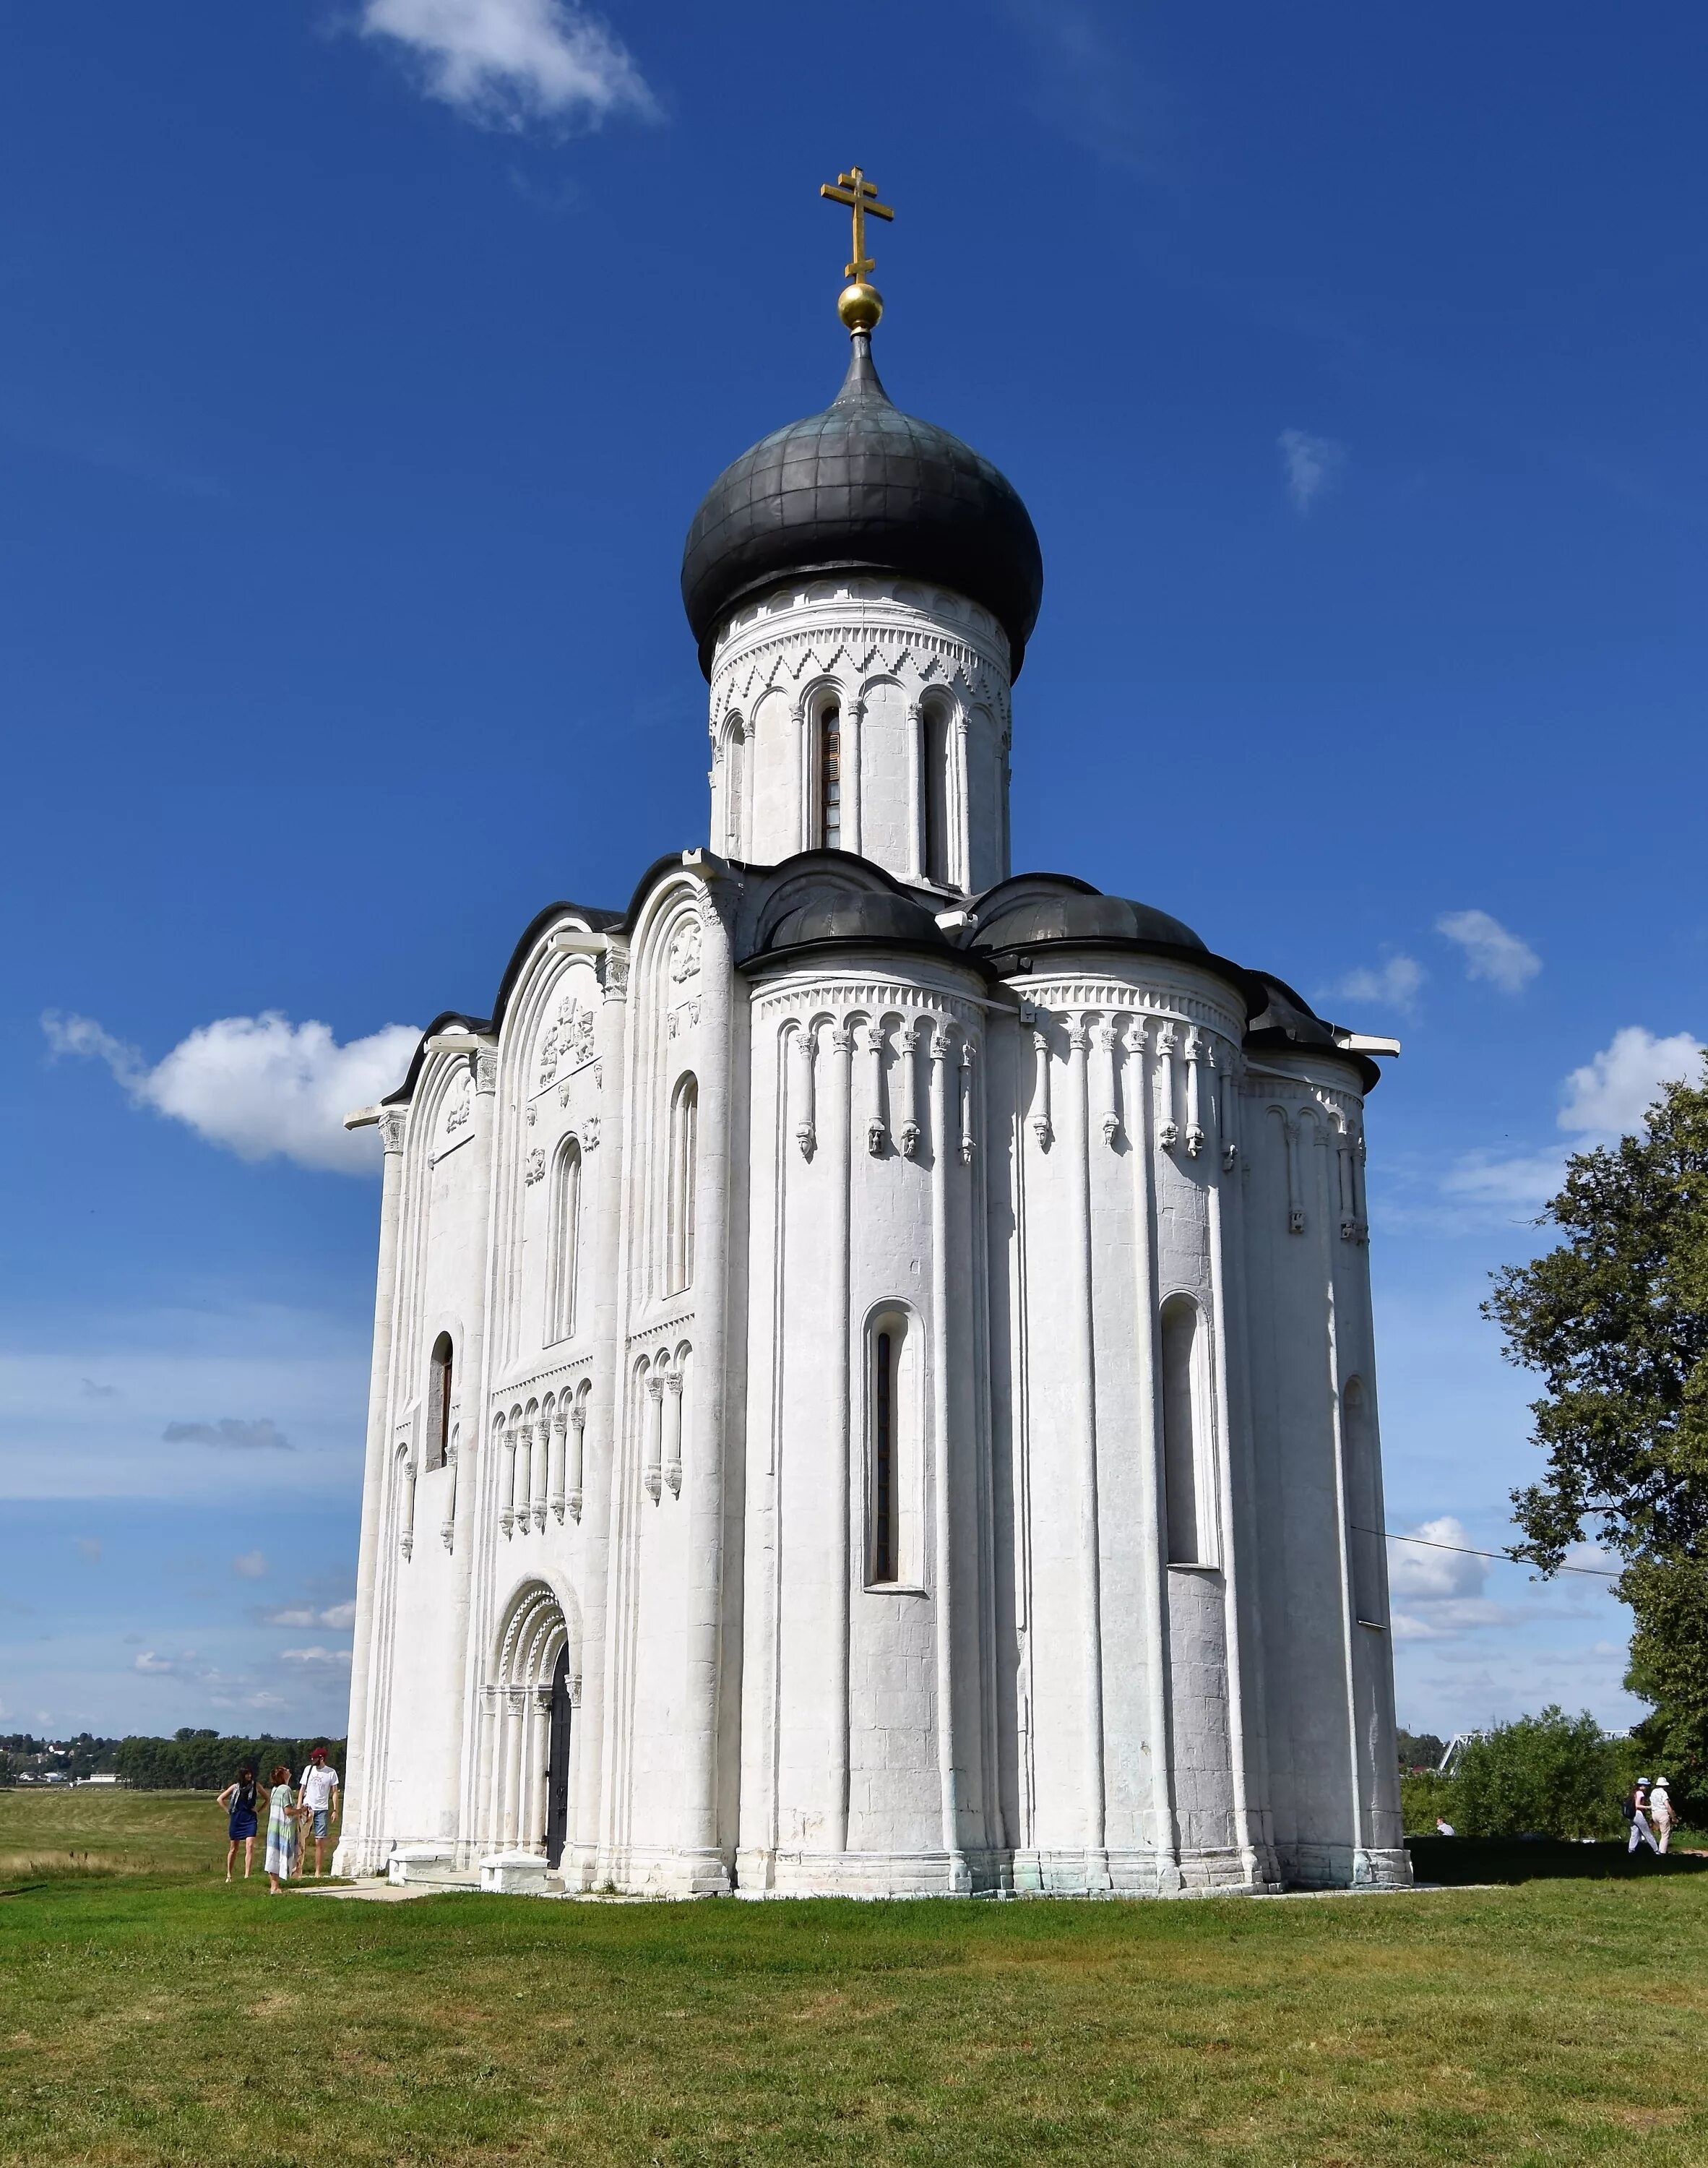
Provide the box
[1238,1054,1407,1888]
[994,962,1263,1895]
[707,575,1012,895]
[736,952,996,1893]
[347,1043,494,1866]
[339,878,1406,1900]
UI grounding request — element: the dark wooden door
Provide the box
[545,1646,572,1867]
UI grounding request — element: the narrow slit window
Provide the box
[820,702,842,850]
[866,1312,918,1584]
[923,702,952,886]
[667,1075,698,1295]
[873,1329,897,1583]
[426,1332,454,1471]
[726,720,745,857]
[547,1139,582,1343]
[1160,1296,1204,1565]
[1344,1377,1384,1625]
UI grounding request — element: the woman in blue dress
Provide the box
[217,1764,265,1882]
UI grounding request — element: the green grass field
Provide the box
[4,1792,1708,2166]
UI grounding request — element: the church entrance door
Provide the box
[545,1644,572,1867]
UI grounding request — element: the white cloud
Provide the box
[358,0,655,129]
[1436,909,1540,994]
[43,1010,418,1175]
[163,1417,290,1452]
[280,1646,353,1669]
[1386,1517,1489,1602]
[1558,1025,1703,1140]
[74,1537,102,1563]
[134,1651,178,1674]
[1278,428,1346,514]
[1439,1150,1564,1211]
[1327,954,1423,1015]
[1433,1025,1704,1223]
[233,1550,269,1580]
[266,1601,356,1630]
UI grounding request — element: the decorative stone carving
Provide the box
[523,1148,545,1187]
[669,921,702,984]
[379,1106,408,1156]
[665,1370,684,1498]
[600,950,629,997]
[582,1114,600,1151]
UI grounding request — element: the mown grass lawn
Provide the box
[4,1795,1707,2167]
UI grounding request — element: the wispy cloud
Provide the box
[163,1418,290,1453]
[79,1379,118,1400]
[999,0,1180,173]
[265,1600,356,1630]
[280,1646,353,1669]
[1436,909,1540,994]
[358,0,655,131]
[1558,1025,1703,1138]
[1279,428,1346,515]
[233,1550,269,1580]
[43,1010,418,1176]
[1327,954,1423,1015]
[74,1537,102,1564]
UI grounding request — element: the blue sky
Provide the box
[4,2,1704,1745]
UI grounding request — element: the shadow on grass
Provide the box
[1408,1834,1708,1885]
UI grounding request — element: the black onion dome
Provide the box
[681,332,1044,679]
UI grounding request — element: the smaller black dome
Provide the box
[765,887,948,957]
[970,884,1207,958]
[681,333,1043,678]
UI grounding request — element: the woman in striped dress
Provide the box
[264,1763,301,1893]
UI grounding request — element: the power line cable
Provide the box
[1355,1526,1621,1578]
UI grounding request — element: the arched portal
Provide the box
[480,1580,577,1857]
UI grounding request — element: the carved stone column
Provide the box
[566,1396,586,1523]
[665,1370,685,1499]
[644,1373,664,1503]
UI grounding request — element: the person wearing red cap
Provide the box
[298,1746,340,1877]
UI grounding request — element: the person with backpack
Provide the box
[1625,1777,1660,1856]
[217,1765,266,1881]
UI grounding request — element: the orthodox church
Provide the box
[335,175,1408,1898]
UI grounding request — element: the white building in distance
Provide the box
[335,239,1407,1898]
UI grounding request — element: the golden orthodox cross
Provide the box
[819,166,894,284]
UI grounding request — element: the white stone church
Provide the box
[335,241,1408,1898]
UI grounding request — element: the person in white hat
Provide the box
[1649,1776,1676,1854]
[1626,1777,1660,1855]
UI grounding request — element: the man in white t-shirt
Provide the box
[299,1747,340,1877]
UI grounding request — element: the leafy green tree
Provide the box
[1396,1729,1446,1773]
[1452,1706,1624,1838]
[1484,1062,1708,1807]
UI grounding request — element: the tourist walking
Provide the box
[264,1763,302,1893]
[217,1765,266,1881]
[1625,1777,1661,1856]
[1649,1776,1676,1854]
[298,1746,340,1877]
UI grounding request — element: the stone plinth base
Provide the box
[478,1850,556,1895]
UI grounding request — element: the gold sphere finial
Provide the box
[837,281,883,333]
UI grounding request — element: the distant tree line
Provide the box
[1396,1730,1446,1774]
[1,1732,117,1782]
[113,1728,349,1791]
